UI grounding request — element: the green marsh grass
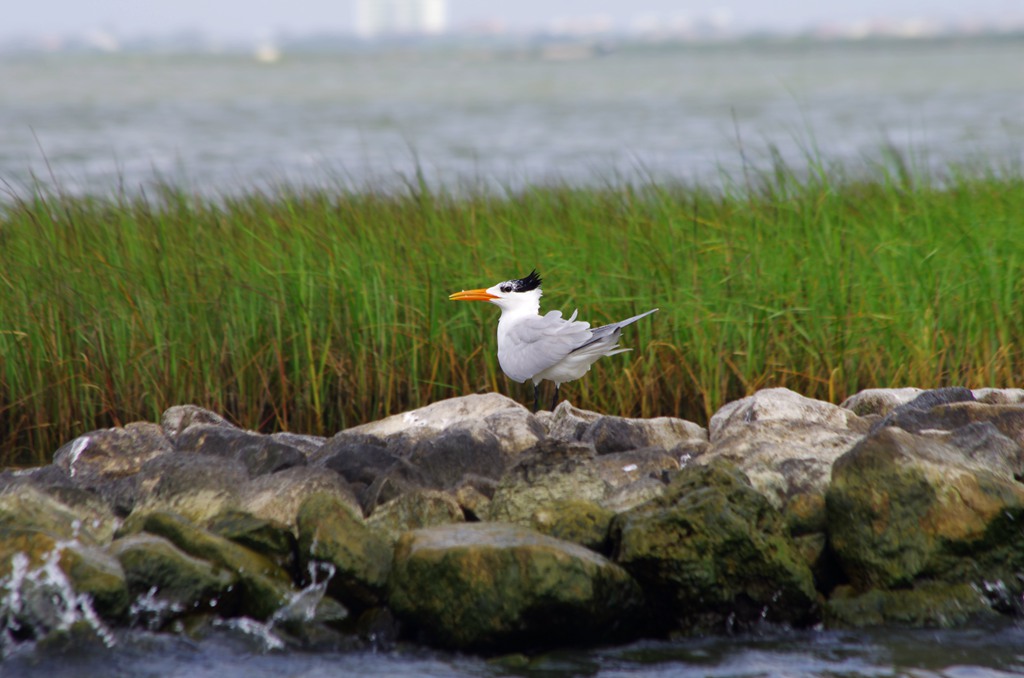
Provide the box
[2,159,1023,466]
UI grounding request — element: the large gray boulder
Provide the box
[702,387,870,509]
[331,394,544,462]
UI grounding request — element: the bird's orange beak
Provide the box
[449,288,498,302]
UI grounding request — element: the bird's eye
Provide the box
[500,284,512,293]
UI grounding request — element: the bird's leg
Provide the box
[550,384,560,411]
[533,383,541,413]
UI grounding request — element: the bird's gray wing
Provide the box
[500,310,592,382]
[570,308,659,354]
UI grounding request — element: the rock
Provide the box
[270,432,327,457]
[0,529,129,621]
[535,401,602,442]
[826,583,997,628]
[611,461,819,633]
[703,388,870,509]
[295,492,392,610]
[827,426,1024,591]
[130,454,248,524]
[581,415,707,456]
[387,522,643,651]
[207,510,298,577]
[454,484,492,520]
[601,477,671,514]
[161,404,235,440]
[866,397,1024,477]
[317,438,397,484]
[0,484,120,546]
[350,428,509,514]
[592,448,682,487]
[366,490,465,545]
[869,386,976,433]
[840,388,925,417]
[973,388,1024,405]
[135,512,294,620]
[404,428,506,491]
[239,466,360,530]
[487,441,606,524]
[52,423,173,487]
[175,424,307,476]
[336,394,544,461]
[529,499,615,552]
[108,533,238,621]
[488,441,681,526]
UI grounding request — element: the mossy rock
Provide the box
[827,427,1024,590]
[0,484,119,546]
[366,489,465,545]
[108,533,238,619]
[136,511,294,620]
[388,522,643,651]
[529,498,615,553]
[611,460,818,633]
[0,528,129,621]
[296,492,392,610]
[208,509,298,577]
[826,582,997,628]
[486,441,607,524]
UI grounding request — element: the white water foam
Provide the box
[0,539,116,658]
[213,561,339,652]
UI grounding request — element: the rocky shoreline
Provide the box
[3,386,1024,654]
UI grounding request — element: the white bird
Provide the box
[449,270,658,411]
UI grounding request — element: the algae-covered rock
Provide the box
[239,465,360,530]
[296,492,392,610]
[136,511,294,620]
[108,533,238,618]
[487,440,606,523]
[826,582,996,628]
[130,454,249,525]
[388,522,643,651]
[827,426,1024,590]
[366,489,465,545]
[0,529,129,620]
[611,461,818,632]
[207,509,297,574]
[0,484,119,545]
[529,499,615,552]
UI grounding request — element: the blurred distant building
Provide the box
[354,0,447,37]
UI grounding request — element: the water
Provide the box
[1,36,1023,197]
[4,623,1024,677]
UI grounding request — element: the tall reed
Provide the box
[1,157,1022,466]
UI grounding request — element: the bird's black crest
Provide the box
[514,269,542,292]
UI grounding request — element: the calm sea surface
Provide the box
[1,37,1023,196]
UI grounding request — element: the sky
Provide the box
[2,0,1022,41]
